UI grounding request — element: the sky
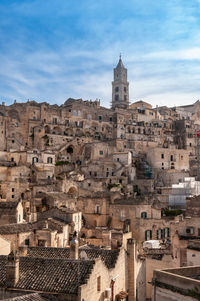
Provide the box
[0,0,200,108]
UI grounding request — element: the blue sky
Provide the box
[0,0,200,108]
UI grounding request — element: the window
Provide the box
[12,195,14,199]
[12,140,15,143]
[186,227,194,235]
[32,157,38,164]
[78,110,81,116]
[11,157,14,162]
[99,150,103,155]
[12,188,14,192]
[18,214,21,222]
[141,212,147,219]
[109,117,112,123]
[96,205,100,214]
[115,87,119,92]
[97,276,101,291]
[73,110,77,116]
[124,95,127,101]
[115,95,119,101]
[145,230,152,240]
[164,228,170,238]
[47,157,53,164]
[124,87,127,92]
[98,116,102,122]
[161,154,164,159]
[88,114,92,120]
[170,155,174,161]
[25,239,29,246]
[53,117,57,124]
[156,229,163,240]
[198,229,200,236]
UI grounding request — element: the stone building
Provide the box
[0,57,200,300]
[0,245,128,301]
[152,266,200,301]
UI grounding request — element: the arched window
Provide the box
[47,157,53,164]
[141,212,147,219]
[32,157,38,164]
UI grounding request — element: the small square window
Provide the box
[99,150,103,155]
[25,239,29,246]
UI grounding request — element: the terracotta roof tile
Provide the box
[2,293,57,301]
[27,246,119,269]
[14,257,94,294]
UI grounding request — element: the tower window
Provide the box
[115,87,119,92]
[124,87,127,92]
[124,95,127,101]
[115,95,119,101]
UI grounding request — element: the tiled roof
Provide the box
[27,247,70,259]
[0,201,19,209]
[2,293,58,301]
[0,223,33,235]
[15,257,94,294]
[27,246,119,269]
[81,247,119,269]
[0,256,7,286]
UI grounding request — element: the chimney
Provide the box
[70,232,79,260]
[127,238,136,301]
[6,251,19,287]
[44,220,48,229]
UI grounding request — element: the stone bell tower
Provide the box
[112,55,129,109]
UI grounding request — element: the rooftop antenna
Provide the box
[119,53,122,60]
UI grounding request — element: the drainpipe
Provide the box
[111,279,115,301]
[152,277,156,301]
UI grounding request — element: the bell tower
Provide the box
[112,55,129,109]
